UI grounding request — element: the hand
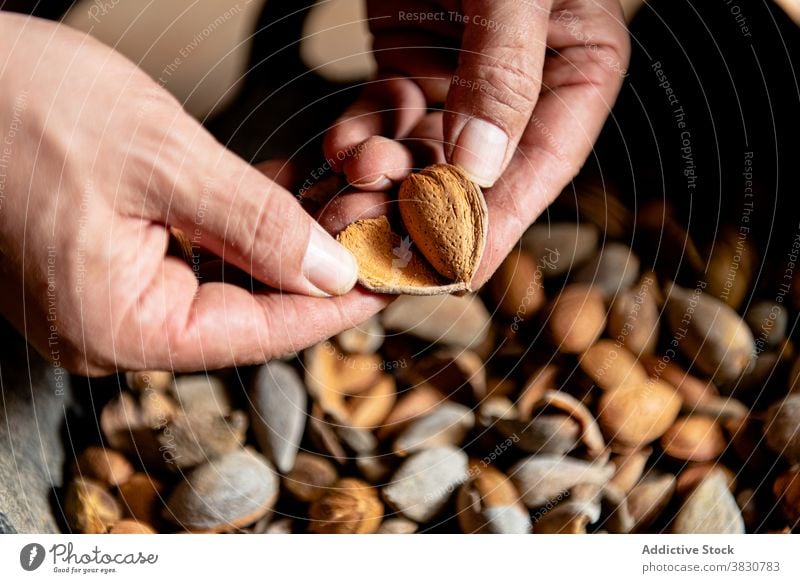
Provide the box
[322,0,629,284]
[0,14,387,376]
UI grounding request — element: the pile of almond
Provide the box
[62,167,800,534]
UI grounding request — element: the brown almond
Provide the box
[664,282,755,384]
[308,478,384,534]
[745,301,788,348]
[641,357,718,408]
[338,164,486,294]
[547,284,606,353]
[488,248,546,321]
[283,452,339,503]
[398,163,487,284]
[457,463,530,534]
[75,446,134,487]
[597,379,682,447]
[607,271,661,356]
[139,389,178,429]
[773,468,800,524]
[377,384,445,439]
[765,395,800,464]
[704,226,756,310]
[346,374,397,429]
[579,340,649,392]
[116,472,165,525]
[660,416,726,462]
[304,342,382,421]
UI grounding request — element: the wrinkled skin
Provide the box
[0,14,382,375]
[0,1,629,375]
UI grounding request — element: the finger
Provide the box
[343,136,414,189]
[444,0,552,187]
[119,256,390,371]
[323,77,428,171]
[150,129,359,298]
[341,112,447,192]
[473,0,629,286]
[403,111,447,165]
[253,158,298,190]
[371,31,455,103]
[315,190,393,235]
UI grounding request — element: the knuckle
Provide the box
[469,55,541,118]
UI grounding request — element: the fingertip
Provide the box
[302,223,360,297]
[450,118,509,188]
[316,190,392,234]
[253,158,297,190]
[343,135,414,188]
[348,171,393,191]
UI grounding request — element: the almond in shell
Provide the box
[338,164,486,294]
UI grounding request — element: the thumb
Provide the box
[445,0,551,187]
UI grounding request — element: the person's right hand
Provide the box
[0,13,387,376]
[322,0,629,287]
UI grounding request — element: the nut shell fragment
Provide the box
[338,216,464,295]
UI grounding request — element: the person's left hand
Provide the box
[321,0,630,285]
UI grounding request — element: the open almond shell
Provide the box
[337,164,487,295]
